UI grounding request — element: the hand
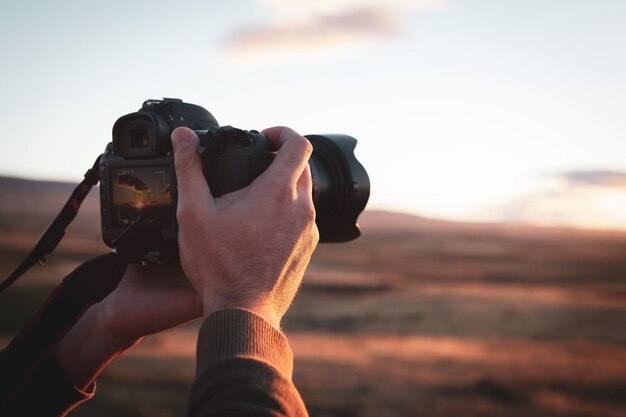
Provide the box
[94,263,202,347]
[171,126,319,329]
[55,264,202,389]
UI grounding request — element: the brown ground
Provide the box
[1,177,625,417]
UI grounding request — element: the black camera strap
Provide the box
[0,156,102,293]
[0,252,128,407]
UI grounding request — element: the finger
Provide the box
[171,127,214,213]
[297,163,315,208]
[298,164,319,246]
[261,126,313,189]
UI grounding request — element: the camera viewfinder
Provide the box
[131,128,150,149]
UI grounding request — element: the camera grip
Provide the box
[201,130,276,197]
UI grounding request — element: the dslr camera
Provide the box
[99,98,370,260]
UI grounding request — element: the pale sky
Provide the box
[1,0,625,230]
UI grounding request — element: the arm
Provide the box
[54,263,203,391]
[1,263,203,417]
[188,309,307,417]
[171,126,317,416]
[4,125,316,417]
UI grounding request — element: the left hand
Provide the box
[95,263,202,347]
[54,263,202,389]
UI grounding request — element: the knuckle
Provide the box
[311,224,320,245]
[302,137,313,157]
[306,219,320,246]
[282,131,311,158]
[302,202,316,224]
[297,201,317,240]
[288,133,312,157]
[176,200,203,225]
[176,201,193,224]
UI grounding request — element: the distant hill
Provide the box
[2,176,625,242]
[359,209,626,240]
[0,176,88,214]
[0,176,101,236]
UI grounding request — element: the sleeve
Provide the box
[0,351,95,417]
[187,309,309,417]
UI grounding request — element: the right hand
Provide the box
[171,126,319,330]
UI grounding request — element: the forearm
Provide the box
[0,304,137,417]
[54,304,140,390]
[188,309,308,417]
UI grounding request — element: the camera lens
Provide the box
[306,134,370,242]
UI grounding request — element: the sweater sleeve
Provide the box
[187,309,308,417]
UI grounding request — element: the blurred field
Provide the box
[1,177,626,416]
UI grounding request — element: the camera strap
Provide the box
[0,190,173,408]
[0,252,128,407]
[0,155,102,293]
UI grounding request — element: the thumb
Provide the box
[171,127,213,212]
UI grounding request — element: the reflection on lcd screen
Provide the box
[111,166,172,227]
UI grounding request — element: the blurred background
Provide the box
[1,1,625,416]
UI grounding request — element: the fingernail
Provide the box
[171,127,192,152]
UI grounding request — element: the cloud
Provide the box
[479,170,626,231]
[222,0,445,60]
[260,0,444,14]
[225,7,398,58]
[116,173,149,193]
[560,170,626,187]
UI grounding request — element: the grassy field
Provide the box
[1,177,625,416]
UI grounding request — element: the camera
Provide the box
[100,98,370,260]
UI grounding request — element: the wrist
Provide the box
[202,298,281,331]
[91,301,142,353]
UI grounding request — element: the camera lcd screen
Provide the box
[110,166,173,228]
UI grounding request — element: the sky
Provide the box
[1,0,625,230]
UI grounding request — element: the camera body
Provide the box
[100,98,369,260]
